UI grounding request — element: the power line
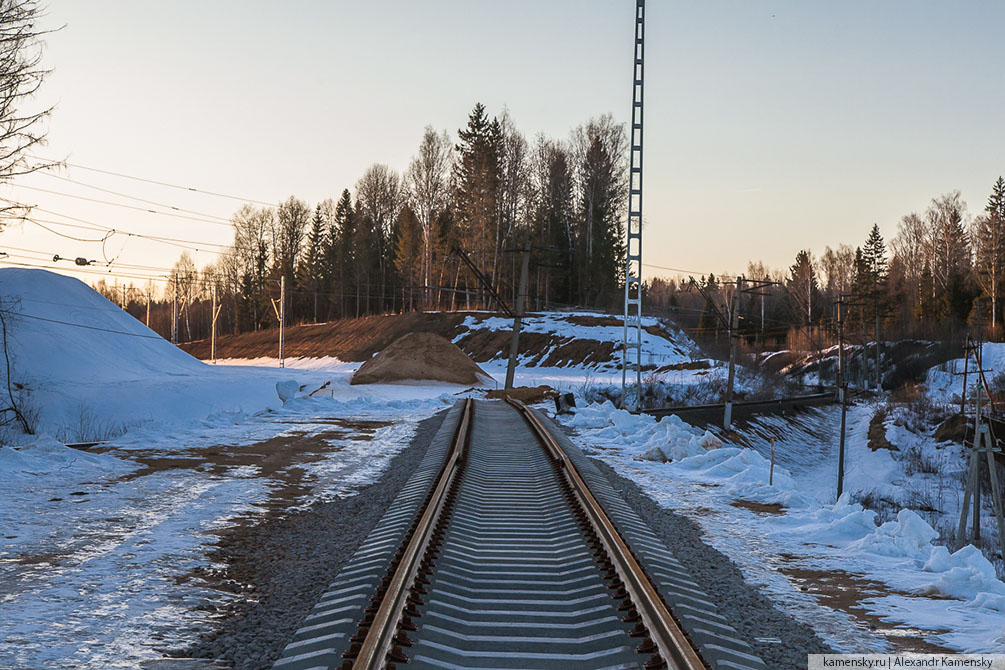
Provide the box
[40,170,234,222]
[28,155,277,207]
[1,198,232,254]
[642,262,744,278]
[12,311,163,339]
[23,217,112,243]
[23,216,229,255]
[8,183,235,227]
[42,216,228,248]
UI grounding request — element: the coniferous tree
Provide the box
[454,103,502,306]
[297,203,328,322]
[572,115,628,306]
[974,177,1005,330]
[530,137,574,306]
[861,224,888,292]
[394,206,424,311]
[329,189,355,319]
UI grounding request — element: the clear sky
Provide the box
[1,0,1003,288]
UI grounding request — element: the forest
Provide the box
[99,103,629,343]
[96,104,1005,356]
[653,179,1005,352]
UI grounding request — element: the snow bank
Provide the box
[457,312,696,370]
[568,400,714,461]
[0,268,203,383]
[926,341,1005,403]
[0,435,132,481]
[563,400,1005,635]
[0,269,346,438]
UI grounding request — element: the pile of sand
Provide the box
[350,332,491,386]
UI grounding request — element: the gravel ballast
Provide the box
[179,404,830,670]
[184,408,448,670]
[589,457,835,669]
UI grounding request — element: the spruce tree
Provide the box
[297,205,326,322]
[454,103,502,304]
[861,224,888,291]
[975,177,1005,330]
[330,189,355,318]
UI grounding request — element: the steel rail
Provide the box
[351,398,472,669]
[506,397,707,670]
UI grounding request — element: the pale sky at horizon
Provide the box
[1,0,1003,288]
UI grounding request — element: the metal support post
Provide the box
[837,299,847,499]
[621,0,645,411]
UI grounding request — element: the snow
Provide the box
[2,267,1001,661]
[0,434,132,480]
[456,312,696,370]
[0,380,462,668]
[562,400,1005,653]
[0,269,352,440]
[926,341,1005,404]
[0,269,480,668]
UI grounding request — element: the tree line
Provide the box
[648,178,1005,352]
[108,103,629,342]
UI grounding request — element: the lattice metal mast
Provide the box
[622,0,645,411]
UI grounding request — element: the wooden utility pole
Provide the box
[874,293,881,390]
[145,287,151,328]
[953,340,1005,560]
[724,277,741,430]
[760,280,766,342]
[960,334,971,415]
[505,248,530,390]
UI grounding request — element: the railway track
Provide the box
[274,399,767,670]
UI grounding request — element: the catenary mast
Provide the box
[621,0,645,410]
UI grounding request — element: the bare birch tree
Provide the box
[0,0,52,222]
[405,126,452,308]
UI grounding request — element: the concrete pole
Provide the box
[837,300,847,499]
[505,249,530,390]
[211,286,218,364]
[171,276,178,345]
[724,276,741,430]
[279,276,285,369]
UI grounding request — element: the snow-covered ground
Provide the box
[562,400,1005,653]
[927,341,1005,405]
[455,311,697,371]
[0,270,467,668]
[2,268,1003,665]
[0,363,462,669]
